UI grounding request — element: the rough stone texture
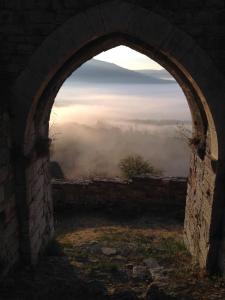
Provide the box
[0,109,19,276]
[0,1,225,82]
[184,151,215,269]
[184,135,218,271]
[52,176,187,216]
[26,155,54,263]
[0,0,225,275]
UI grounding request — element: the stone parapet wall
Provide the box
[52,176,187,217]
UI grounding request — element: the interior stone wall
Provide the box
[1,0,225,82]
[26,154,53,263]
[0,109,19,276]
[184,139,217,270]
[0,0,225,275]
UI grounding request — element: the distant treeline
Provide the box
[50,121,191,180]
[123,119,192,126]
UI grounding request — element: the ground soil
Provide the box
[1,211,225,300]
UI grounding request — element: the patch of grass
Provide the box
[134,242,153,258]
[56,237,74,248]
[72,248,90,260]
[135,234,154,244]
[98,231,154,256]
[98,231,133,243]
[3,213,225,300]
[91,260,119,273]
[148,236,195,282]
[98,234,114,243]
[55,216,225,299]
[159,237,187,255]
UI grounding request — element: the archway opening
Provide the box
[48,45,196,298]
[50,45,192,180]
[18,32,218,279]
[7,0,224,294]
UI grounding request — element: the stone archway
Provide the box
[12,1,225,273]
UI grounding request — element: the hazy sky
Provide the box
[51,46,191,178]
[95,46,162,70]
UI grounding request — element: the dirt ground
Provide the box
[1,211,225,300]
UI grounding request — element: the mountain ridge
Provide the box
[137,69,174,81]
[66,59,175,85]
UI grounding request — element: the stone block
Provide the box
[206,0,224,8]
[214,10,225,25]
[28,11,55,24]
[0,10,14,24]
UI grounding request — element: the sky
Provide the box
[95,46,162,70]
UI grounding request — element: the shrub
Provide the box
[119,154,162,179]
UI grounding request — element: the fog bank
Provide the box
[50,64,191,179]
[50,121,191,179]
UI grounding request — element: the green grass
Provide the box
[90,260,119,273]
[158,237,187,255]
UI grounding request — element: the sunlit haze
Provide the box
[95,46,162,70]
[50,46,191,179]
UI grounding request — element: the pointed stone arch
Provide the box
[12,1,225,273]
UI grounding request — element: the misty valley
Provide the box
[50,59,192,179]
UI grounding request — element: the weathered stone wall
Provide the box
[0,0,225,275]
[0,109,19,276]
[184,149,216,269]
[52,176,187,217]
[1,0,225,84]
[26,154,54,263]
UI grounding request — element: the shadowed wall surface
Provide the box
[52,176,187,216]
[1,0,225,276]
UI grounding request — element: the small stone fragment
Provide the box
[87,280,108,298]
[143,257,160,268]
[143,258,164,280]
[146,283,177,300]
[114,255,124,260]
[112,288,138,300]
[132,265,149,279]
[102,247,117,256]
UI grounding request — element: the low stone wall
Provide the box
[52,176,187,217]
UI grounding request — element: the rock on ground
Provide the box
[111,289,138,300]
[102,247,117,256]
[146,283,177,300]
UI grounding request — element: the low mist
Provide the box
[50,59,192,179]
[50,120,191,179]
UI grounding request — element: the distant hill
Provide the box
[66,59,175,84]
[137,69,175,81]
